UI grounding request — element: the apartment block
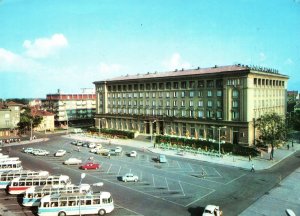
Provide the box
[43,90,96,127]
[94,65,288,146]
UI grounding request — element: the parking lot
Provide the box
[1,135,256,216]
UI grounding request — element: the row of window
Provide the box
[106,108,240,120]
[107,89,239,99]
[254,89,285,97]
[107,99,237,108]
[105,79,225,92]
[253,78,285,87]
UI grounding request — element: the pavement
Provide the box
[1,133,299,216]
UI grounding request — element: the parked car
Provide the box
[82,142,90,147]
[158,154,167,163]
[115,147,122,154]
[88,143,96,148]
[33,149,50,156]
[130,151,137,157]
[64,158,82,165]
[90,146,102,153]
[55,149,66,157]
[202,205,222,216]
[76,141,83,146]
[71,141,78,145]
[95,148,109,155]
[23,147,34,154]
[122,173,138,182]
[80,162,100,170]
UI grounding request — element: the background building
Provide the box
[0,101,22,141]
[43,89,96,128]
[31,109,55,132]
[94,64,288,146]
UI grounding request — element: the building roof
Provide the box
[6,101,24,106]
[94,64,288,84]
[31,109,54,117]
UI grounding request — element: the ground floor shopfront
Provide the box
[95,114,254,146]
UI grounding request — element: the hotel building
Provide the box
[43,89,96,127]
[94,65,288,146]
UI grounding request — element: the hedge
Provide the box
[155,135,259,156]
[100,128,135,139]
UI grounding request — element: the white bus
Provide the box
[0,160,22,173]
[8,175,71,195]
[38,192,114,216]
[0,157,20,163]
[23,183,91,207]
[0,154,9,159]
[0,170,49,189]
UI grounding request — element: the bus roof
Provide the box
[11,175,69,182]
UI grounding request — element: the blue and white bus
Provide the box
[0,170,48,189]
[0,160,22,173]
[23,183,91,207]
[38,191,114,216]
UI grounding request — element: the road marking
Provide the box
[185,189,216,207]
[165,177,170,191]
[117,166,122,175]
[225,173,246,185]
[188,163,194,172]
[178,181,185,196]
[107,164,112,173]
[152,174,155,187]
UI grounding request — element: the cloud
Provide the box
[284,58,294,65]
[259,52,267,62]
[162,52,191,71]
[23,33,68,59]
[98,63,122,74]
[0,48,40,72]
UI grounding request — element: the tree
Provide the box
[18,107,42,134]
[256,112,287,160]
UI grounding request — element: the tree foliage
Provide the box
[18,107,42,133]
[256,112,287,159]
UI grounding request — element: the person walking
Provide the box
[287,144,290,150]
[251,163,255,172]
[292,140,294,147]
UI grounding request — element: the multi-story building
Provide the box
[94,64,288,146]
[31,109,55,132]
[0,101,22,140]
[43,89,96,127]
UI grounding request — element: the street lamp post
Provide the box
[30,120,33,141]
[211,126,226,157]
[149,120,156,147]
[79,173,86,216]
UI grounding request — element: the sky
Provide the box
[0,0,299,99]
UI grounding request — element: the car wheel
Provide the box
[58,211,66,216]
[134,179,138,182]
[98,209,106,216]
[124,179,127,182]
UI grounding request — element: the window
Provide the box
[173,82,179,89]
[173,91,178,98]
[207,90,212,97]
[166,92,170,98]
[139,92,144,98]
[134,84,138,90]
[216,111,222,119]
[152,83,157,90]
[232,100,239,108]
[181,110,186,117]
[140,84,144,90]
[207,110,213,118]
[233,89,239,97]
[198,91,203,97]
[159,83,164,90]
[181,81,186,89]
[166,82,171,89]
[198,80,204,88]
[189,101,194,107]
[217,90,222,97]
[217,100,222,108]
[198,100,203,107]
[181,100,185,107]
[152,92,156,98]
[232,111,239,120]
[146,83,150,90]
[152,101,156,106]
[173,100,177,107]
[207,80,214,87]
[189,110,194,118]
[189,91,194,97]
[189,81,195,88]
[198,110,204,118]
[158,92,163,98]
[181,91,185,97]
[166,101,170,107]
[207,100,213,107]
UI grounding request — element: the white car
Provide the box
[115,147,122,154]
[55,149,66,157]
[122,173,138,182]
[33,149,50,156]
[130,151,137,157]
[88,143,96,148]
[64,158,82,165]
[202,205,222,216]
[90,147,102,153]
[23,147,34,154]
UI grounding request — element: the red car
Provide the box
[80,162,100,170]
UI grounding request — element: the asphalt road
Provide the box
[2,134,300,216]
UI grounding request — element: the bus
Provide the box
[38,191,114,216]
[0,157,20,163]
[23,183,91,207]
[0,160,22,173]
[0,170,49,189]
[8,175,71,195]
[0,154,9,159]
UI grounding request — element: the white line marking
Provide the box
[117,166,122,175]
[185,189,216,207]
[225,173,246,185]
[165,177,170,191]
[107,164,112,173]
[152,174,155,187]
[188,163,194,172]
[178,181,185,196]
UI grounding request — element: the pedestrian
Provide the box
[251,163,255,172]
[287,144,290,150]
[77,146,80,152]
[248,154,252,162]
[108,153,111,159]
[292,140,294,147]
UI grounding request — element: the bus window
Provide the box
[20,182,25,186]
[33,180,39,186]
[102,198,108,204]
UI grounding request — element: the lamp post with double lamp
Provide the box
[79,173,86,216]
[144,120,156,147]
[211,126,227,157]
